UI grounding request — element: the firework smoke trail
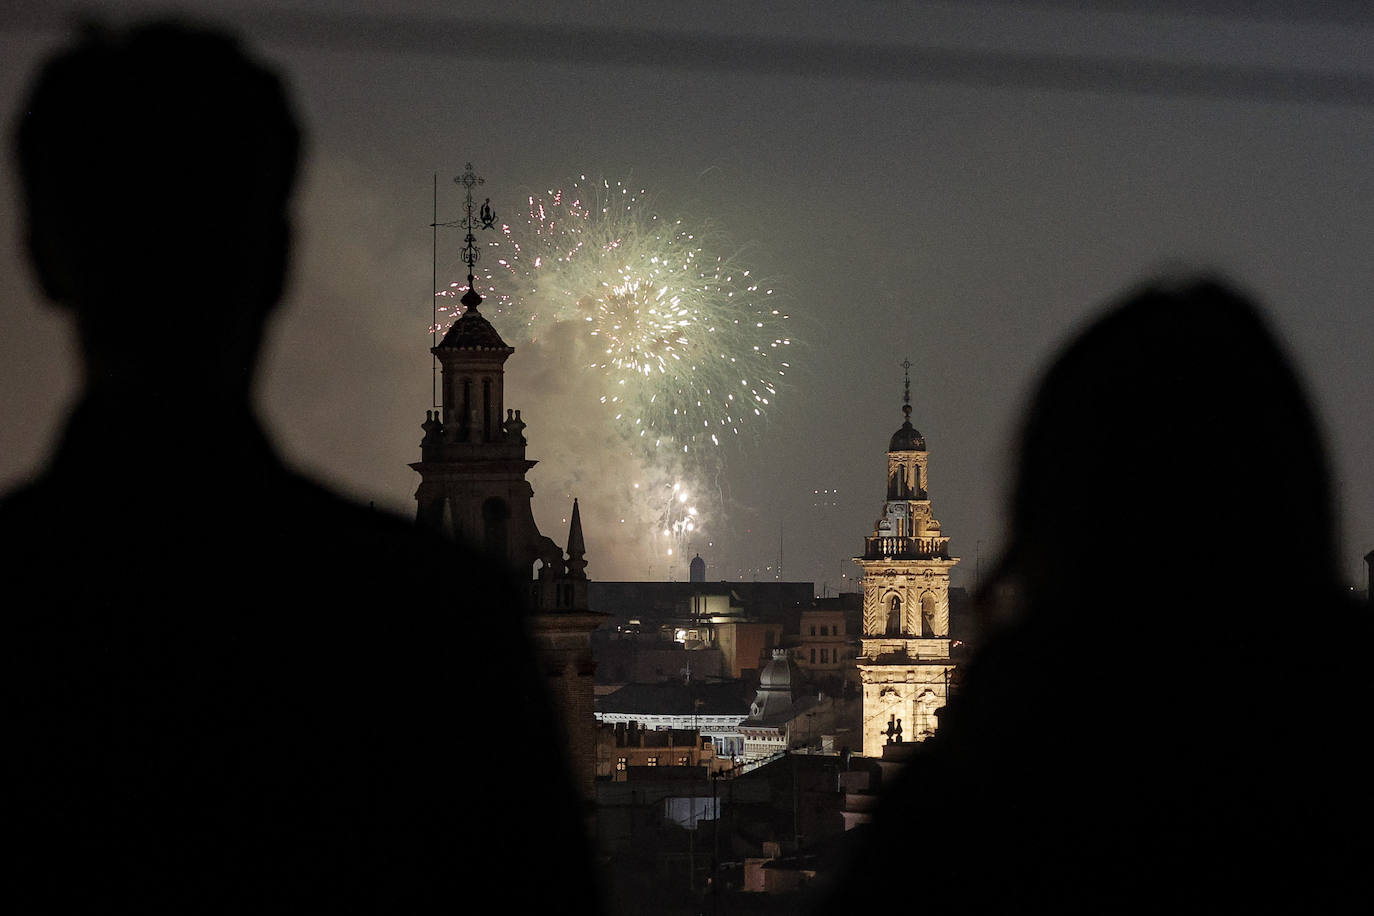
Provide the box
[438,176,789,575]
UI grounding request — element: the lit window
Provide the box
[616,756,627,771]
[678,756,689,766]
[647,756,658,767]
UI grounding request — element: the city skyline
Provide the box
[2,2,1371,588]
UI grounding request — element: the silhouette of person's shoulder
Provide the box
[0,397,514,617]
[0,401,579,912]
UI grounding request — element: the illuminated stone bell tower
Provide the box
[855,361,959,758]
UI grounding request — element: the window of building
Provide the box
[616,756,627,771]
[646,756,658,767]
[678,755,689,766]
[810,648,816,663]
[810,625,816,636]
[821,648,829,664]
[820,625,828,636]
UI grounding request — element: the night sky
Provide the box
[2,2,1371,591]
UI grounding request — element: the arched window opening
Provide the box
[886,595,902,636]
[460,379,473,441]
[920,592,937,637]
[482,378,493,442]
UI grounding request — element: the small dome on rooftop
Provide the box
[758,648,802,692]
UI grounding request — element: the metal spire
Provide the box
[901,358,913,423]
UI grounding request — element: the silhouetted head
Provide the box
[14,20,300,400]
[996,279,1338,631]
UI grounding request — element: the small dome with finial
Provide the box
[888,359,926,451]
[436,274,513,351]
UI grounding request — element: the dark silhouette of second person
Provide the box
[825,280,1372,912]
[2,21,597,913]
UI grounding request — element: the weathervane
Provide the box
[428,162,500,407]
[901,358,913,422]
[454,162,496,310]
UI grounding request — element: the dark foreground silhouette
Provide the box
[824,280,1372,912]
[3,22,595,913]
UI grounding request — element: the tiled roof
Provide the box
[436,306,512,351]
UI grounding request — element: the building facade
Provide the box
[594,680,752,759]
[597,721,729,780]
[787,607,854,682]
[854,371,959,757]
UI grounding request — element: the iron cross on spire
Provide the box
[454,162,497,310]
[901,358,913,421]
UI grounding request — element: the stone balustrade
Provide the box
[863,535,951,560]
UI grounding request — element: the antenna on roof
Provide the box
[430,173,438,407]
[778,520,783,581]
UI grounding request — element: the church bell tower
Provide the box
[410,287,566,575]
[855,361,959,758]
[409,165,604,802]
[410,164,565,576]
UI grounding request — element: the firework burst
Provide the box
[437,175,789,571]
[440,175,791,468]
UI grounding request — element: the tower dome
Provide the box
[748,648,807,722]
[889,415,926,452]
[435,299,513,352]
[758,647,802,692]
